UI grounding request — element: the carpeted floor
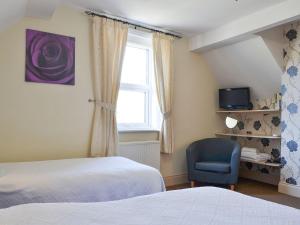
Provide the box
[167,178,300,209]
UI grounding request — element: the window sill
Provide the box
[118,129,160,133]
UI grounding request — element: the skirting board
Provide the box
[164,174,188,187]
[278,182,300,198]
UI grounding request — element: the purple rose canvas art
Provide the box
[25,29,75,85]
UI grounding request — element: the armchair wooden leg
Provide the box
[191,181,195,188]
[229,185,235,191]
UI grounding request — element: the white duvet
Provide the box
[0,187,299,225]
[0,157,165,209]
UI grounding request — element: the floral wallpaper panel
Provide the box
[281,25,300,186]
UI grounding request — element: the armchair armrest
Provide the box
[186,143,203,179]
[230,143,241,177]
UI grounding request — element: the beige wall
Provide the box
[161,37,220,177]
[0,6,219,178]
[258,25,285,72]
[0,6,94,162]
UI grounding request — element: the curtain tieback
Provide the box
[163,111,171,119]
[95,101,116,111]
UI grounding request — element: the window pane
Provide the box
[117,90,146,124]
[121,46,148,85]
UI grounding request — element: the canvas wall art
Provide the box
[25,29,75,85]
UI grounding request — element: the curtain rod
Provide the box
[85,11,182,39]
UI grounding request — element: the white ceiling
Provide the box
[66,0,286,36]
[0,0,286,35]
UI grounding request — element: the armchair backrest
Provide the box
[187,138,239,163]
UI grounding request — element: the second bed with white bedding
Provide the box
[0,187,299,225]
[0,157,165,209]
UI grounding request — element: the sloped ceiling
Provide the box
[202,36,282,100]
[0,0,61,32]
[26,0,61,19]
[0,0,27,32]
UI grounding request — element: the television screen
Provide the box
[219,88,250,109]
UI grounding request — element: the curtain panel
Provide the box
[90,17,128,157]
[152,33,175,154]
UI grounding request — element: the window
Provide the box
[117,30,161,131]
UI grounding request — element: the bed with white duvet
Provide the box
[0,157,165,209]
[0,187,299,225]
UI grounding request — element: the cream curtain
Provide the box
[90,17,128,157]
[152,33,175,154]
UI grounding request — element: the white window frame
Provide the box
[117,30,158,132]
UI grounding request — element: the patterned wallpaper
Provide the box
[281,25,300,186]
[220,104,281,183]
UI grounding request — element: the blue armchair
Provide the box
[186,138,241,190]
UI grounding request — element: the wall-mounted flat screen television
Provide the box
[219,87,250,110]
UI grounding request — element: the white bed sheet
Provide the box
[0,187,299,225]
[0,157,165,209]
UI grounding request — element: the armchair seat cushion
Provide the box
[195,161,231,173]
